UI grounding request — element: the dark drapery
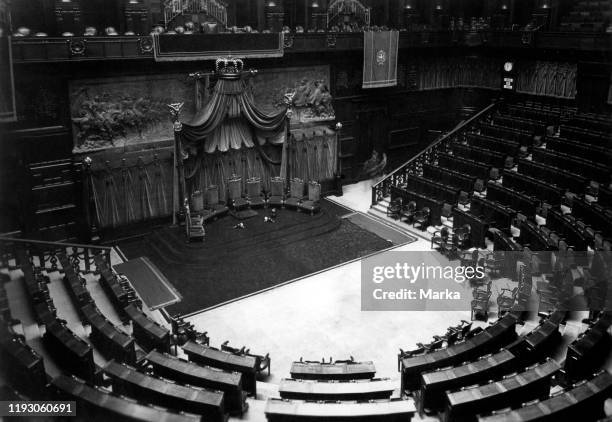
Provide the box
[180,77,288,153]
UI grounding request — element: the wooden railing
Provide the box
[0,236,112,275]
[371,102,499,207]
[164,0,228,29]
[327,0,370,28]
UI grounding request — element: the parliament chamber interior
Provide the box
[0,0,612,421]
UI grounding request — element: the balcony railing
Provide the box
[163,0,228,28]
[0,236,112,275]
[371,102,498,208]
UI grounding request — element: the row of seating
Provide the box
[404,175,459,205]
[0,318,47,398]
[400,310,522,392]
[480,370,612,422]
[438,152,490,181]
[444,359,560,422]
[565,311,612,382]
[103,360,228,422]
[517,159,587,196]
[453,144,507,170]
[19,251,57,325]
[532,148,610,184]
[487,182,538,218]
[49,375,201,422]
[560,124,611,147]
[478,122,535,147]
[546,136,612,167]
[502,170,564,206]
[572,197,612,238]
[471,196,514,231]
[390,186,444,228]
[545,209,590,250]
[182,341,260,396]
[417,311,564,413]
[43,319,96,383]
[142,350,248,415]
[81,302,137,364]
[124,303,170,353]
[492,114,547,135]
[264,398,416,422]
[94,254,142,320]
[467,133,521,158]
[423,163,475,194]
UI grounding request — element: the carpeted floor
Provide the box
[117,200,404,315]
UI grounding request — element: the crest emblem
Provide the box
[376,49,387,66]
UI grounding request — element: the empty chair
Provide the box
[474,179,485,194]
[268,176,285,208]
[458,191,470,207]
[401,201,417,223]
[185,205,205,242]
[299,181,321,215]
[228,175,249,210]
[387,197,403,219]
[191,190,204,212]
[431,227,450,253]
[413,207,431,231]
[246,177,266,208]
[204,185,229,220]
[285,178,305,209]
[441,203,453,229]
[490,167,501,181]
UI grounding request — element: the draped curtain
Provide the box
[88,154,173,228]
[515,61,577,99]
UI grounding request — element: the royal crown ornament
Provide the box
[215,57,244,78]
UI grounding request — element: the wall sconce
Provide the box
[311,1,319,7]
[435,4,442,10]
[267,1,276,7]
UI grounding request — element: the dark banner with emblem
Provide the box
[153,33,284,61]
[0,35,16,122]
[362,30,399,89]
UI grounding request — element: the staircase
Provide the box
[163,0,228,29]
[368,103,498,226]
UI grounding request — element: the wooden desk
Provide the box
[50,374,202,422]
[183,341,258,395]
[290,361,376,381]
[104,360,227,421]
[401,312,519,392]
[479,370,612,422]
[279,378,394,401]
[444,359,559,422]
[145,350,247,415]
[265,398,416,422]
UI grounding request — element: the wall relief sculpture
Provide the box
[70,74,196,153]
[249,65,335,123]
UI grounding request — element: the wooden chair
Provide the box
[246,177,266,208]
[228,175,249,210]
[285,178,305,209]
[413,207,431,231]
[400,200,417,223]
[204,185,229,220]
[441,203,453,229]
[299,181,321,215]
[431,227,450,254]
[268,176,285,208]
[184,201,205,242]
[387,197,403,219]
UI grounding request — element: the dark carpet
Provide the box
[117,200,395,315]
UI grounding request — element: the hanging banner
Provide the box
[362,30,399,89]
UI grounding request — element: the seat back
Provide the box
[270,177,284,196]
[228,176,243,200]
[442,202,452,218]
[290,178,304,198]
[191,190,204,211]
[307,181,321,202]
[206,185,220,206]
[246,177,262,198]
[474,179,485,192]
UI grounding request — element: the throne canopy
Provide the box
[180,77,288,154]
